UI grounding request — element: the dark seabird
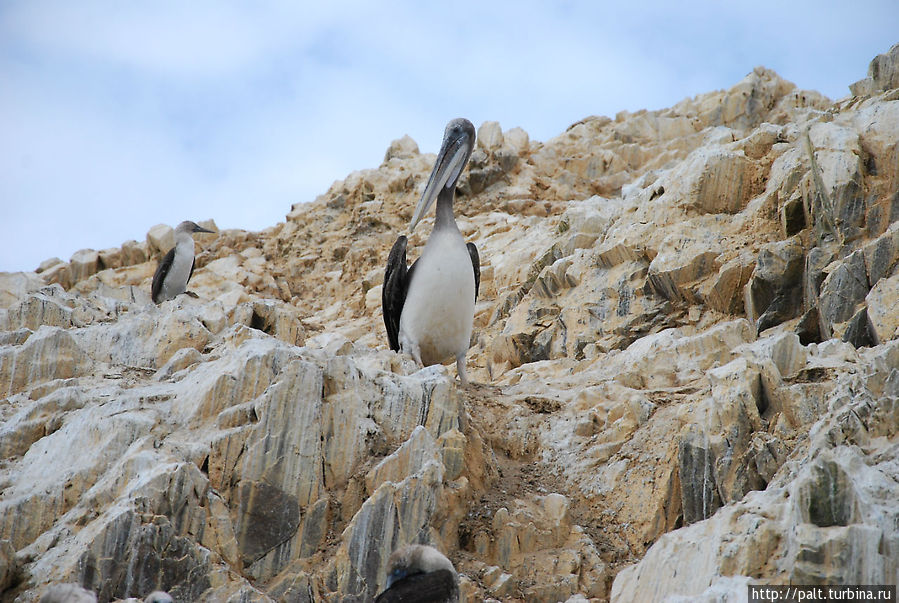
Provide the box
[382,118,480,386]
[151,220,213,303]
[374,544,460,603]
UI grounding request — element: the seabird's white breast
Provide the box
[161,236,195,300]
[399,227,475,366]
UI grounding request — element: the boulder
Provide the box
[818,250,870,338]
[866,273,899,344]
[849,42,899,96]
[0,326,91,396]
[862,222,899,286]
[0,271,45,309]
[121,239,149,266]
[678,149,753,214]
[504,127,530,154]
[383,135,419,162]
[805,122,866,242]
[647,223,725,304]
[146,224,174,256]
[68,249,101,284]
[98,247,122,270]
[745,236,805,327]
[477,121,504,151]
[0,539,15,593]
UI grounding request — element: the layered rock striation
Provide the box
[1,44,898,602]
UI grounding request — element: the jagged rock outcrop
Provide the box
[1,46,898,602]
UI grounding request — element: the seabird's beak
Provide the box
[192,225,214,234]
[385,567,408,590]
[409,122,473,232]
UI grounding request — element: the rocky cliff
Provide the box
[1,44,898,602]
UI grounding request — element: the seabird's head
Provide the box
[409,118,476,232]
[144,592,174,603]
[383,544,458,589]
[174,220,214,235]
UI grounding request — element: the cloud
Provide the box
[0,62,209,260]
[1,2,340,78]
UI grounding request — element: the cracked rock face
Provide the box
[2,45,899,602]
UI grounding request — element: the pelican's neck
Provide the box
[434,186,458,232]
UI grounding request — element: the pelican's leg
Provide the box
[455,354,470,388]
[401,339,424,366]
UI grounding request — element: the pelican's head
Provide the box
[409,118,476,232]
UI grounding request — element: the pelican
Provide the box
[374,544,460,603]
[382,118,480,386]
[151,220,213,303]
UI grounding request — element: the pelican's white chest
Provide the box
[399,228,476,366]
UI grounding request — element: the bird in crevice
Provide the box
[374,544,460,603]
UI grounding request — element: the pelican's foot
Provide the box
[456,355,470,388]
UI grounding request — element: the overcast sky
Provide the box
[1,1,897,272]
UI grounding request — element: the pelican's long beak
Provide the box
[409,125,472,232]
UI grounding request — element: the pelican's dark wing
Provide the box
[151,247,176,303]
[383,236,413,351]
[467,242,480,301]
[374,569,459,602]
